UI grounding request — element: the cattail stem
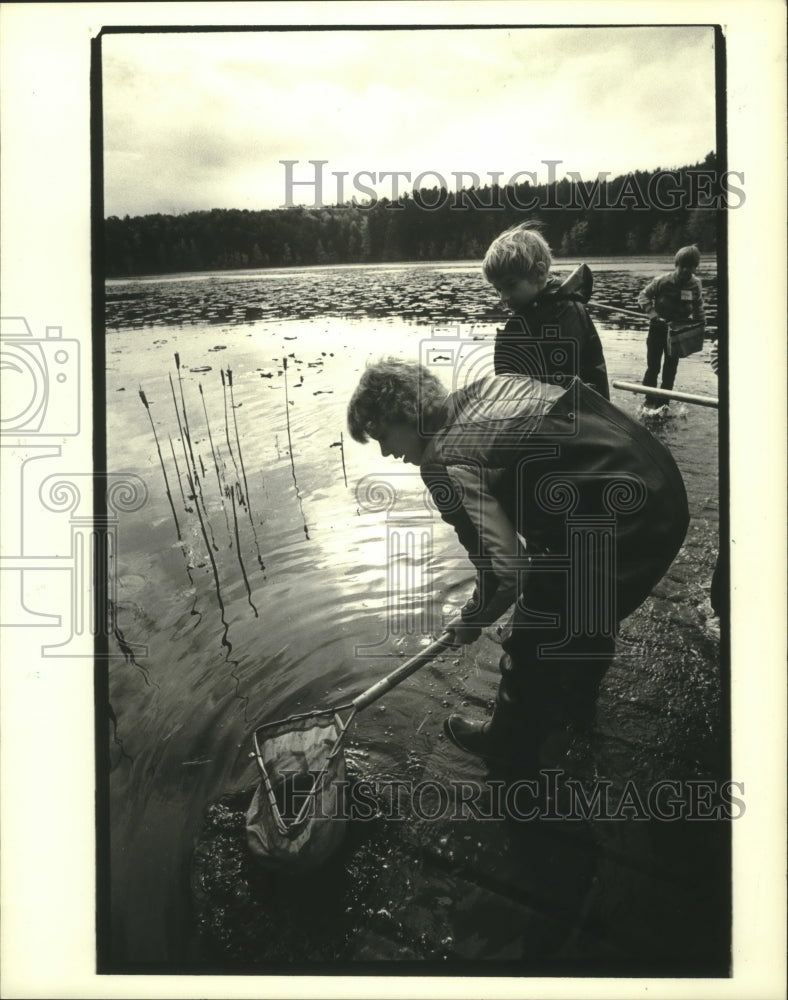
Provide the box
[221,368,241,488]
[282,356,296,481]
[173,356,205,507]
[228,368,252,508]
[199,382,233,545]
[139,387,182,541]
[282,357,310,540]
[168,434,189,508]
[228,484,258,617]
[340,431,348,488]
[170,361,217,548]
[199,382,224,495]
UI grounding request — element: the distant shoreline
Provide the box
[105,254,719,286]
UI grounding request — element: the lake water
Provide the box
[104,258,722,970]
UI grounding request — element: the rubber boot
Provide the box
[443,706,534,767]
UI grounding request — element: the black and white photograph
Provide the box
[0,3,785,998]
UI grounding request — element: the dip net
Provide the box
[245,629,455,872]
[245,708,353,873]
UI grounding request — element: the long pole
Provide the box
[592,302,650,322]
[612,380,719,409]
[351,629,457,712]
[590,299,717,336]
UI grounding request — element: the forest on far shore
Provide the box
[104,154,729,277]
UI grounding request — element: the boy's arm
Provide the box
[637,277,660,316]
[422,462,521,633]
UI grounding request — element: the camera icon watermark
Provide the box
[0,314,147,657]
[0,316,80,436]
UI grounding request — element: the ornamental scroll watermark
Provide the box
[515,471,649,659]
[353,472,442,656]
[1,470,149,658]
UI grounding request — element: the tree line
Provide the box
[104,154,725,277]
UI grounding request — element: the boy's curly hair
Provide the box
[347,358,448,443]
[482,221,553,284]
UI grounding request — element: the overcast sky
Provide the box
[102,26,717,217]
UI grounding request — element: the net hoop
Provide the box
[245,706,355,872]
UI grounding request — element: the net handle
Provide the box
[351,627,458,712]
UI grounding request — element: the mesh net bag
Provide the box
[245,710,348,872]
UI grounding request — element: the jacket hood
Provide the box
[538,263,594,305]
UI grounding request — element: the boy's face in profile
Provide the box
[371,420,425,466]
[490,267,546,313]
[674,260,698,285]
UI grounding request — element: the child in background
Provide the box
[483,222,610,399]
[638,245,706,409]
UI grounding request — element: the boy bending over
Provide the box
[348,359,688,769]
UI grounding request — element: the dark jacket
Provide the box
[494,275,610,399]
[420,375,689,628]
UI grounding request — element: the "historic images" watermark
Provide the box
[281,159,746,211]
[277,770,746,823]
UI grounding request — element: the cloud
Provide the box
[102,26,717,216]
